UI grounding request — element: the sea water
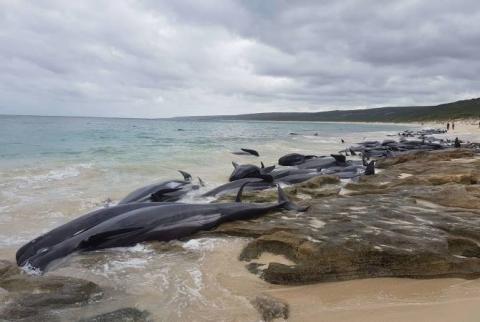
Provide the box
[0,115,415,320]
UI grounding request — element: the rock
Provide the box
[78,308,150,322]
[216,175,341,203]
[0,274,103,321]
[149,241,185,253]
[207,148,480,285]
[251,294,289,321]
[376,149,475,168]
[413,185,480,209]
[0,260,20,280]
[0,274,103,305]
[294,175,340,188]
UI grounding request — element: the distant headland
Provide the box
[169,97,480,123]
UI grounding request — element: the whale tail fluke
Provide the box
[277,185,309,212]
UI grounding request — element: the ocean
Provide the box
[0,115,416,320]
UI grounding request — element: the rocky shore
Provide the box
[2,146,480,321]
[208,148,480,286]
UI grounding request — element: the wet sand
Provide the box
[187,237,480,322]
[263,278,480,322]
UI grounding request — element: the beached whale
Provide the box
[297,157,337,170]
[278,153,316,166]
[232,148,260,157]
[18,185,306,272]
[270,168,317,179]
[229,162,275,182]
[16,202,162,267]
[202,178,275,197]
[118,171,196,204]
[276,172,323,184]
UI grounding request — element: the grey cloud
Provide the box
[0,0,479,117]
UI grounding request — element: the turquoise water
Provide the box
[0,115,417,320]
[0,115,413,246]
[0,115,410,166]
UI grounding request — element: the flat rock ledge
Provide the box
[210,149,480,285]
[251,294,289,321]
[78,308,151,322]
[0,260,104,321]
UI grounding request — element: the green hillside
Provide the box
[173,98,480,122]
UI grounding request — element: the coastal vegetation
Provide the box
[173,97,480,122]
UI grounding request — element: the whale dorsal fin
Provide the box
[178,170,192,182]
[232,161,239,169]
[261,165,275,174]
[198,177,205,187]
[235,181,249,202]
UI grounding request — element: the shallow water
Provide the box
[0,115,415,320]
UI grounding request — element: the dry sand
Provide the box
[422,119,480,142]
[265,278,480,322]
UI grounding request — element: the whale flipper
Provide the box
[80,227,143,249]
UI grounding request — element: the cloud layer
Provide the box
[1,0,479,117]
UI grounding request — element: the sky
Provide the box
[0,0,479,118]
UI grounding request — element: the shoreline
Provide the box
[1,122,480,321]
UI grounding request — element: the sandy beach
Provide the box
[422,120,480,142]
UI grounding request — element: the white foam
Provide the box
[14,163,93,184]
[309,218,326,229]
[183,238,222,251]
[21,262,43,276]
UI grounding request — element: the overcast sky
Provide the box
[0,0,479,118]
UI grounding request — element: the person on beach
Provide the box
[447,122,450,131]
[452,122,455,130]
[454,137,461,148]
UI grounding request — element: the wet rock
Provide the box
[216,175,340,203]
[413,185,480,209]
[78,308,150,322]
[376,149,475,168]
[251,294,289,322]
[150,241,185,253]
[294,175,340,188]
[0,274,103,321]
[0,260,20,280]
[1,274,103,304]
[209,148,480,285]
